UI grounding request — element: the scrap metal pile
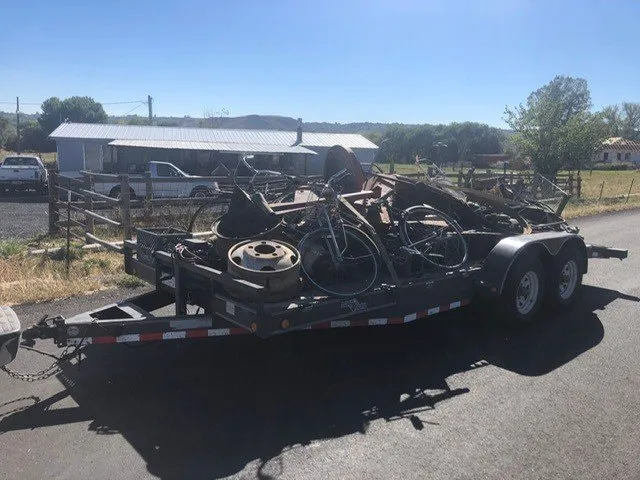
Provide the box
[150,146,576,302]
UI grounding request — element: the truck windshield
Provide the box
[155,163,184,177]
[3,157,39,166]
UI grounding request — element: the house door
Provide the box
[83,143,103,172]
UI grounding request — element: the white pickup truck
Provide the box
[94,161,221,199]
[0,155,48,195]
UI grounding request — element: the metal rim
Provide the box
[516,270,539,315]
[558,259,578,300]
[193,190,207,198]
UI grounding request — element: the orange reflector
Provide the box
[281,319,290,329]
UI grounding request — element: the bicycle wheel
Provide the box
[298,226,379,297]
[400,205,468,270]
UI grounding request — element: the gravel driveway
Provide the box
[0,194,49,240]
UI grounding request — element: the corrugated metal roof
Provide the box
[50,123,378,150]
[602,137,640,152]
[108,139,317,155]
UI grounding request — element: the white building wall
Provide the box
[597,148,640,163]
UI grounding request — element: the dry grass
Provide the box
[578,170,640,200]
[563,197,640,219]
[0,248,144,305]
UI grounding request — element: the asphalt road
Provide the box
[0,194,49,240]
[1,210,639,480]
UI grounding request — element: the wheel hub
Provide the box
[558,259,578,300]
[516,271,539,315]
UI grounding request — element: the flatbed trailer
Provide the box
[0,227,627,368]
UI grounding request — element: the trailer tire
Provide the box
[545,246,583,309]
[500,252,545,324]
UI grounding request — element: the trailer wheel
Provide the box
[501,253,545,324]
[545,246,583,308]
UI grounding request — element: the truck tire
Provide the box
[109,186,136,200]
[500,252,545,324]
[545,246,583,309]
[190,187,210,198]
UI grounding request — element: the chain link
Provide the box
[0,344,81,382]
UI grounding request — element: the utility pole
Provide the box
[147,95,153,125]
[16,97,21,154]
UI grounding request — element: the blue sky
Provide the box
[2,0,638,127]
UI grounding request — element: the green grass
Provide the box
[109,274,147,289]
[374,163,640,201]
[0,240,26,258]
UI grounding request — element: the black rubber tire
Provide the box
[545,246,583,309]
[110,187,136,200]
[190,187,210,198]
[500,252,546,325]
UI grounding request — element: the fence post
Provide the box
[48,171,59,234]
[627,178,635,203]
[567,174,574,196]
[598,181,605,200]
[457,170,463,187]
[83,172,94,236]
[120,174,132,241]
[576,174,582,198]
[145,171,153,217]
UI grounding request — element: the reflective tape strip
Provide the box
[65,299,471,345]
[368,318,387,326]
[116,334,140,343]
[66,326,250,346]
[404,312,417,323]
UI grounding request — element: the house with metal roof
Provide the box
[49,122,378,176]
[595,137,640,164]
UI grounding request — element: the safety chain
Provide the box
[1,344,82,382]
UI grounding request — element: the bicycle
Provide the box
[367,189,468,271]
[293,169,380,297]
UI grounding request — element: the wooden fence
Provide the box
[49,171,229,252]
[400,168,582,198]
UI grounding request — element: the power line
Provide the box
[123,103,146,115]
[101,100,147,105]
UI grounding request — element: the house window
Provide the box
[625,153,630,161]
[603,152,608,161]
[617,152,622,161]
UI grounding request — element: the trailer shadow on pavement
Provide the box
[0,284,637,479]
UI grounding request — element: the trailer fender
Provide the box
[476,232,587,299]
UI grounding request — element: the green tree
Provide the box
[0,117,15,149]
[38,96,108,135]
[602,102,640,140]
[504,76,607,176]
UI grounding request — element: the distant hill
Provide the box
[1,111,508,137]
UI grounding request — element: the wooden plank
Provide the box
[149,196,227,206]
[57,174,84,185]
[79,189,120,204]
[79,170,120,181]
[55,224,85,240]
[81,208,121,227]
[56,218,85,229]
[85,232,123,253]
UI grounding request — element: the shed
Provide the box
[49,123,378,176]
